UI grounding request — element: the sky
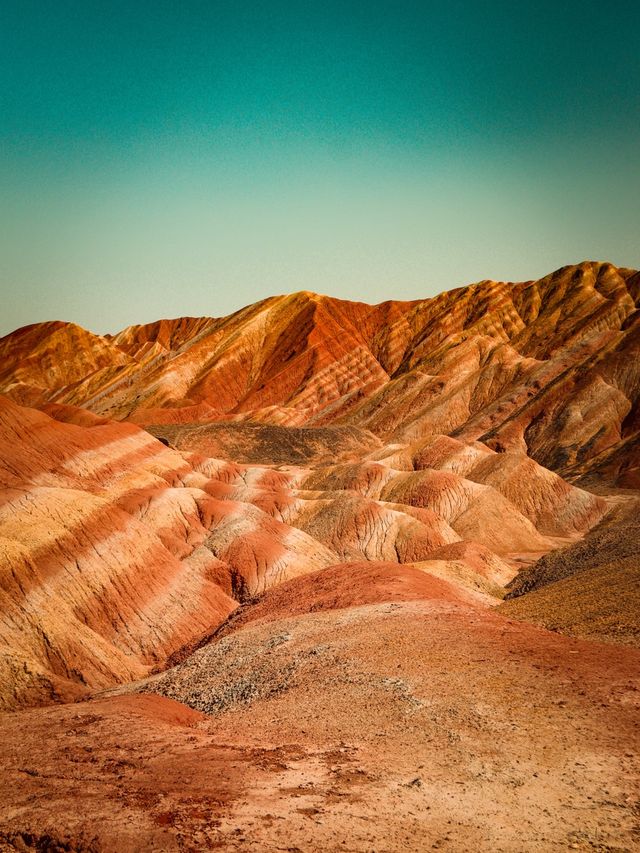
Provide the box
[1,0,639,336]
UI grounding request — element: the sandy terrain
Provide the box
[1,583,638,851]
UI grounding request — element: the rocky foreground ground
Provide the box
[1,570,639,851]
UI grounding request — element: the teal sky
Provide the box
[1,1,639,335]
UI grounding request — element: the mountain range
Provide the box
[0,260,638,851]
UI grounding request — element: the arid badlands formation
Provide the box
[0,260,638,852]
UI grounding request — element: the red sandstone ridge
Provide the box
[0,261,637,488]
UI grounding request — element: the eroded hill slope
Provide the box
[1,261,638,486]
[0,261,638,710]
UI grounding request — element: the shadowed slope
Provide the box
[147,420,382,466]
[499,499,640,646]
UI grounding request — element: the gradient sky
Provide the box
[1,1,639,335]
